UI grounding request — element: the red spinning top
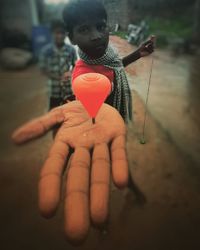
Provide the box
[72,73,111,119]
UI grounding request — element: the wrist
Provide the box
[133,49,141,60]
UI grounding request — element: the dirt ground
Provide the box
[0,36,200,250]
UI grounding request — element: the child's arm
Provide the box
[122,49,141,67]
[122,35,155,67]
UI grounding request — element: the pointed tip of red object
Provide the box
[73,73,111,118]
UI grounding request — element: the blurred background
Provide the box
[0,0,199,58]
[0,1,200,250]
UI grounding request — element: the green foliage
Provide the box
[113,17,193,48]
[112,31,127,39]
[146,17,193,47]
[148,17,192,37]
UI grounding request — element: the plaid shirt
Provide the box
[39,43,77,99]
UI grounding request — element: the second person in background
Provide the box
[39,20,77,111]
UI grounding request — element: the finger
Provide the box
[111,135,128,188]
[148,35,156,49]
[90,143,110,225]
[143,42,154,54]
[64,147,90,243]
[142,39,153,47]
[12,108,64,144]
[145,44,154,53]
[144,35,156,45]
[39,140,69,218]
[150,35,156,43]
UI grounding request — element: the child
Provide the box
[12,3,153,236]
[63,0,154,122]
[39,19,77,111]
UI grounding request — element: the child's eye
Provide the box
[97,23,107,32]
[78,26,89,33]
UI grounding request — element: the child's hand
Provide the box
[138,35,155,57]
[61,71,72,82]
[11,101,128,244]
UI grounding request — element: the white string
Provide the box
[140,55,154,144]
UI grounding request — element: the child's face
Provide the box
[70,17,109,59]
[53,28,66,47]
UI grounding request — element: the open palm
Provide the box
[12,101,128,243]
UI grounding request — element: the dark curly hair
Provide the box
[62,0,107,36]
[50,19,65,32]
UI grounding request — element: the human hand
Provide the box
[61,71,72,83]
[12,101,128,243]
[138,35,155,57]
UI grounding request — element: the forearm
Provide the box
[122,49,141,67]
